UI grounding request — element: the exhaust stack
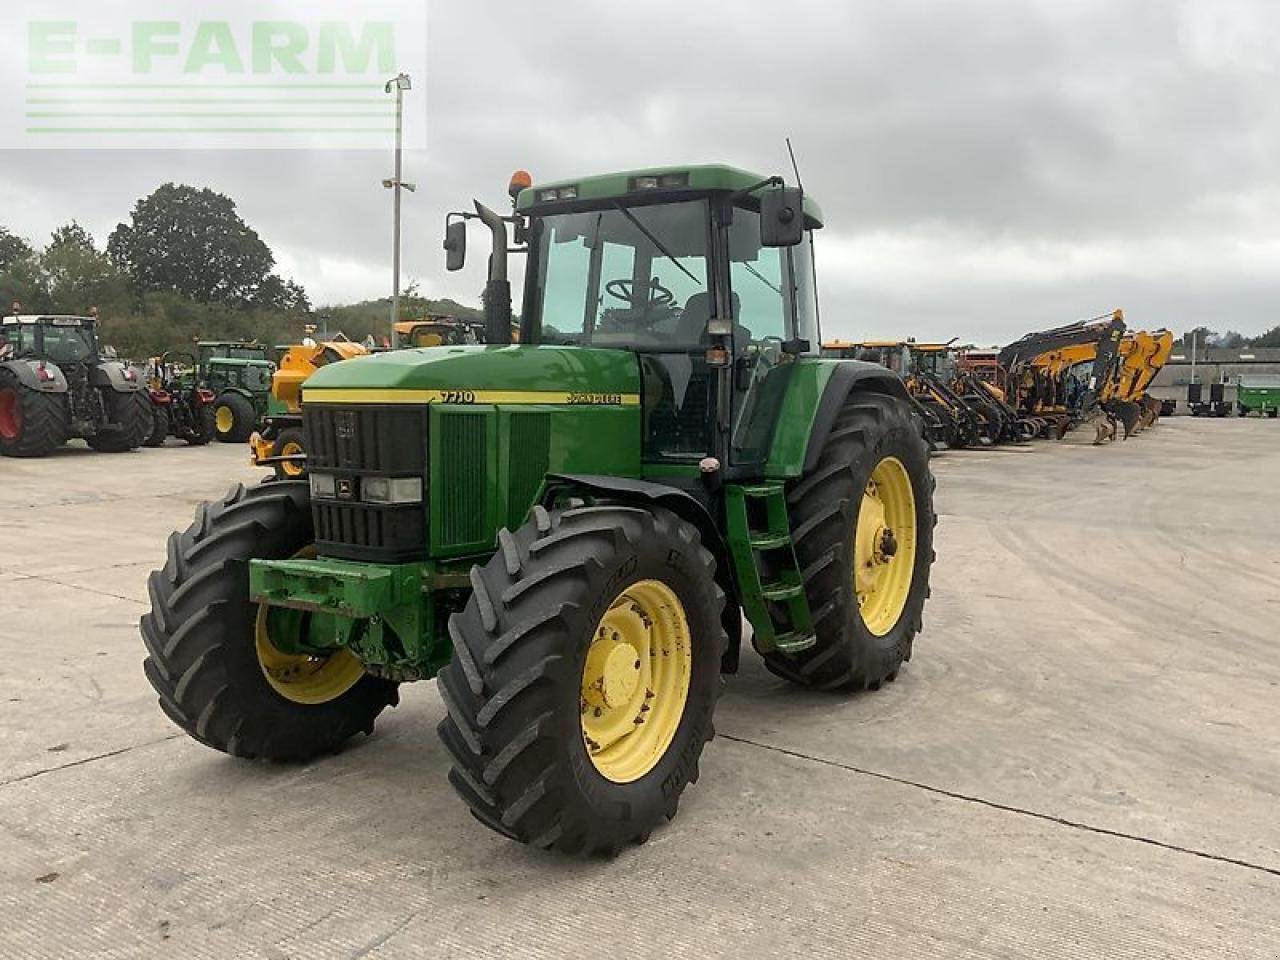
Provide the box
[475,201,513,345]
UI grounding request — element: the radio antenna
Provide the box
[785,137,804,190]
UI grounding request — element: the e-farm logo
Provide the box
[3,0,427,149]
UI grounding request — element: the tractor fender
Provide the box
[802,361,914,474]
[90,360,143,393]
[542,473,744,674]
[1,358,68,393]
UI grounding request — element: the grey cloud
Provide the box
[1,0,1276,344]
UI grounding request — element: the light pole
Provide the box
[383,72,415,346]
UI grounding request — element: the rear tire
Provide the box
[186,405,216,445]
[764,392,935,691]
[214,391,256,443]
[0,369,68,458]
[145,405,169,447]
[87,391,150,452]
[140,481,398,761]
[438,504,726,855]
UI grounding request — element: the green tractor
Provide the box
[196,341,278,442]
[141,165,936,855]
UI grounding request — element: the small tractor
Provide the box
[250,339,369,478]
[196,340,278,443]
[0,309,150,458]
[141,164,937,855]
[144,352,218,447]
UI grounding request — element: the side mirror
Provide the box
[760,186,805,247]
[444,220,467,271]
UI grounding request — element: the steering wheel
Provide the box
[605,278,675,310]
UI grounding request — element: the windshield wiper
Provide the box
[613,202,699,285]
[741,261,781,296]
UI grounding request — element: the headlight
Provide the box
[310,474,336,498]
[362,476,423,504]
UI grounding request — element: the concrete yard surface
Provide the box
[1,419,1277,958]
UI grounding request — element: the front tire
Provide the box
[140,481,398,761]
[272,427,307,480]
[186,404,216,445]
[764,392,935,691]
[86,390,150,452]
[214,391,256,443]
[437,504,726,855]
[0,369,68,458]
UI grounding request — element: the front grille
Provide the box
[305,405,427,474]
[507,411,551,528]
[437,411,488,548]
[303,404,428,562]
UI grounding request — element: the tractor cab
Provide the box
[1,314,101,365]
[823,340,911,376]
[905,343,958,381]
[452,165,824,470]
[197,341,275,393]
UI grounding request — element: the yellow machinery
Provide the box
[250,340,367,478]
[824,339,1034,446]
[394,316,488,348]
[1110,329,1174,429]
[1000,311,1128,442]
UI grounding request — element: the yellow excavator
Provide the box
[1109,329,1174,430]
[1000,311,1128,443]
[249,339,368,478]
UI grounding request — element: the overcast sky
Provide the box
[2,0,1278,344]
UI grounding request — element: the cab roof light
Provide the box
[629,172,688,191]
[537,185,579,202]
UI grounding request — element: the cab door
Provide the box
[725,205,819,467]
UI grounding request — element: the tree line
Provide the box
[1179,326,1280,350]
[0,183,478,360]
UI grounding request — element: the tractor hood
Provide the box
[301,345,641,405]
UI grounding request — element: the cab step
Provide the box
[723,482,816,657]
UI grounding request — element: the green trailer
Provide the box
[1237,374,1280,418]
[141,164,938,855]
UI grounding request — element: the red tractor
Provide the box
[143,351,217,446]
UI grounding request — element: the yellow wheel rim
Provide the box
[215,406,235,433]
[278,439,305,478]
[254,547,365,705]
[853,456,918,636]
[580,580,692,783]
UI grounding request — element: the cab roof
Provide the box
[2,314,94,324]
[516,163,824,227]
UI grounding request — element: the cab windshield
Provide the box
[913,350,955,379]
[528,200,710,350]
[2,321,94,363]
[204,345,267,362]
